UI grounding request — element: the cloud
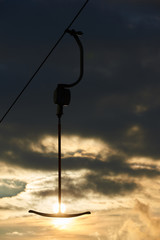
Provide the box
[0,179,26,198]
[29,134,111,160]
[84,173,138,196]
[6,231,23,236]
[1,133,160,197]
[0,134,113,170]
[0,204,24,211]
[116,200,160,240]
[29,168,138,199]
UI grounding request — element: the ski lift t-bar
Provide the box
[29,29,90,218]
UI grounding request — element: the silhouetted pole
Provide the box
[58,116,61,212]
[54,30,83,213]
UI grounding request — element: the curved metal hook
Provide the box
[54,29,84,117]
[61,29,84,88]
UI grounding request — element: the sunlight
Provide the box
[52,218,73,230]
[53,203,66,213]
[52,203,73,229]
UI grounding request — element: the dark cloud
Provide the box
[32,189,56,198]
[1,132,160,181]
[32,177,85,199]
[84,173,138,196]
[31,173,138,198]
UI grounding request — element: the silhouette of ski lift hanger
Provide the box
[29,29,91,218]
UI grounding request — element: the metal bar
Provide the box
[62,30,84,88]
[29,210,91,218]
[58,116,61,212]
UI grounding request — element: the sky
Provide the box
[0,0,160,239]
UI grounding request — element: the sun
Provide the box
[52,203,73,229]
[53,202,66,213]
[52,217,73,230]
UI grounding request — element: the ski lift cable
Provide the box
[0,0,90,124]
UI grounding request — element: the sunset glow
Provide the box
[52,203,74,230]
[52,217,73,230]
[30,134,112,160]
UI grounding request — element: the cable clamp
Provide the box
[65,29,83,36]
